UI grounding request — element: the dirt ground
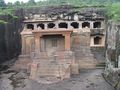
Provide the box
[0,67,114,90]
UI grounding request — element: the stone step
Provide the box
[79,64,96,69]
[78,58,98,69]
[76,56,95,59]
[75,54,92,57]
[79,61,97,64]
[36,62,70,77]
[75,51,93,54]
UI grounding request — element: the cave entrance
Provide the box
[48,23,55,29]
[93,22,101,28]
[94,36,102,45]
[58,22,68,29]
[82,22,90,28]
[37,23,44,29]
[71,22,79,29]
[27,24,34,30]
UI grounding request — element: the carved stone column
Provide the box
[63,33,71,51]
[44,23,48,30]
[90,22,93,29]
[68,22,71,29]
[34,23,37,30]
[34,33,41,54]
[29,62,38,80]
[79,22,82,29]
[55,23,58,29]
[21,35,26,55]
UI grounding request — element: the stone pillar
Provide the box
[30,62,38,80]
[90,22,93,29]
[68,22,71,29]
[101,36,105,46]
[64,33,71,50]
[34,23,37,30]
[79,22,82,29]
[34,33,41,54]
[44,23,48,30]
[55,22,58,29]
[70,63,79,74]
[21,36,26,55]
[90,36,94,46]
[40,37,44,52]
[101,21,105,29]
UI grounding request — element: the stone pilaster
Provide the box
[63,33,71,51]
[90,22,93,29]
[44,23,48,29]
[79,22,82,29]
[30,62,38,80]
[68,22,71,29]
[55,22,58,29]
[21,36,26,55]
[34,33,41,54]
[101,21,105,29]
[34,23,37,30]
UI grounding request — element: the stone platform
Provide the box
[29,51,79,83]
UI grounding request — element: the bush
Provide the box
[0,20,7,24]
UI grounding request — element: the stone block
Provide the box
[61,66,70,80]
[70,63,79,74]
[29,63,38,80]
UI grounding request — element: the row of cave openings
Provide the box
[27,21,101,30]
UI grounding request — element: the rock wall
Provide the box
[107,21,118,50]
[0,23,7,62]
[104,21,120,90]
[90,47,105,63]
[0,9,24,63]
[106,21,120,63]
[103,68,120,90]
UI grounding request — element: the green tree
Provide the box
[0,0,6,8]
[106,3,120,21]
[28,0,36,5]
[14,1,21,6]
[7,2,13,8]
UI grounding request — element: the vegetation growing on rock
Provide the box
[0,0,120,21]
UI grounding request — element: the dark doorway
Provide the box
[71,22,79,29]
[59,22,68,29]
[48,23,55,28]
[27,24,34,30]
[37,23,44,29]
[93,22,101,28]
[94,36,102,45]
[82,22,90,28]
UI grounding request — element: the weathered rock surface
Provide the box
[0,69,114,90]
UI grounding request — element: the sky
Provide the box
[4,0,44,3]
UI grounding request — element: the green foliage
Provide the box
[0,8,14,15]
[28,0,36,6]
[106,3,120,21]
[0,0,6,8]
[0,8,18,21]
[42,0,120,7]
[14,1,21,6]
[0,20,7,24]
[7,2,13,8]
[0,0,120,22]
